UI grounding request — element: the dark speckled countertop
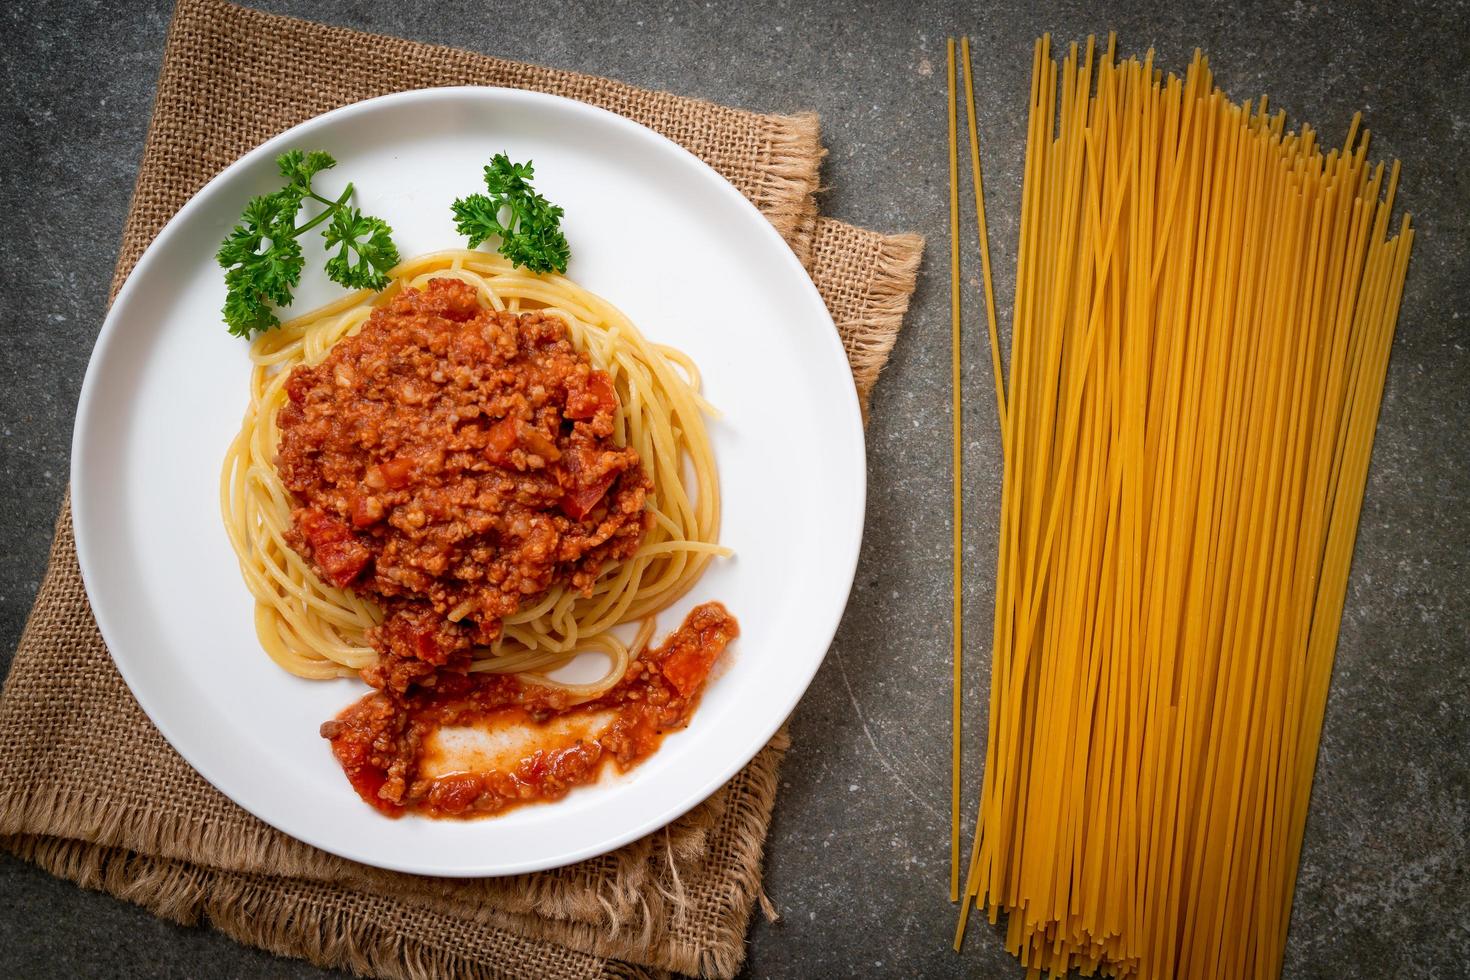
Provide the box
[2,1,1466,977]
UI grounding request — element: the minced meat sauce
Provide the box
[277,278,652,692]
[275,278,733,818]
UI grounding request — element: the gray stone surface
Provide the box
[2,0,1466,976]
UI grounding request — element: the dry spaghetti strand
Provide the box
[946,35,966,904]
[960,35,1009,440]
[956,36,1413,979]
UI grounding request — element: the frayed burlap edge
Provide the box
[0,725,796,979]
[6,835,663,980]
[810,228,926,423]
[0,752,705,936]
[749,112,823,269]
[849,233,924,417]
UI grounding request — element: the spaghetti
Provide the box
[955,35,1414,979]
[946,34,966,904]
[950,32,1011,902]
[222,249,725,700]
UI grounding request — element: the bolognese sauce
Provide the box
[276,278,652,692]
[274,278,734,818]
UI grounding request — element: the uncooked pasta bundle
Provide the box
[956,34,1414,980]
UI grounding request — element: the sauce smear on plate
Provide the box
[321,602,738,818]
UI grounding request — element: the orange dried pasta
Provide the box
[956,34,1414,980]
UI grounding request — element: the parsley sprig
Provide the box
[451,154,570,274]
[216,150,400,337]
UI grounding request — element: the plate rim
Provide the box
[70,85,867,876]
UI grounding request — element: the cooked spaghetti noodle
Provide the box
[222,249,725,698]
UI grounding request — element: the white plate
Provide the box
[71,88,865,877]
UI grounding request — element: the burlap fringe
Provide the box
[850,233,925,421]
[0,774,703,945]
[6,834,664,980]
[758,112,824,267]
[0,780,299,876]
[0,736,793,978]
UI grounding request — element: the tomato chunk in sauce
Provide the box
[320,603,739,818]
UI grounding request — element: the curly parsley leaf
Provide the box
[451,153,569,274]
[323,207,399,291]
[220,232,304,337]
[216,149,399,337]
[277,149,337,188]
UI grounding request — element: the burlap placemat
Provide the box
[0,1,922,977]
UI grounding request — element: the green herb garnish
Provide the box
[216,150,400,337]
[451,154,570,274]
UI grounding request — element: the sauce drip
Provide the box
[321,603,739,818]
